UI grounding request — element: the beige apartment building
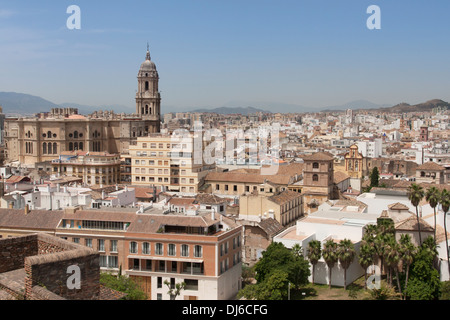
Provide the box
[239,189,303,226]
[205,163,304,196]
[51,151,121,186]
[129,133,215,193]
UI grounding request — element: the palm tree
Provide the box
[385,239,401,294]
[381,233,396,285]
[399,234,416,293]
[338,239,356,290]
[425,186,440,243]
[322,239,338,289]
[408,183,425,244]
[441,189,450,277]
[307,240,322,284]
[358,240,375,290]
[363,223,378,241]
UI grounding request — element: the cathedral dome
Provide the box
[140,48,157,72]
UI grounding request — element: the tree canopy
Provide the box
[239,242,310,300]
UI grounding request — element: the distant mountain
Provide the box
[0,92,134,116]
[0,92,60,116]
[320,99,391,112]
[191,106,270,115]
[378,99,450,113]
[221,100,312,113]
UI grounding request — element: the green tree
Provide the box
[441,189,450,277]
[398,234,417,294]
[322,239,338,289]
[247,242,310,298]
[370,167,380,188]
[238,271,290,300]
[404,238,441,300]
[358,240,375,290]
[164,280,186,300]
[407,183,425,244]
[425,186,440,243]
[440,281,450,300]
[385,240,402,295]
[307,240,322,284]
[100,272,147,300]
[254,242,293,283]
[337,239,356,290]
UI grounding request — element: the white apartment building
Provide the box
[357,138,383,158]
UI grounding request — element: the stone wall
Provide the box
[24,234,100,300]
[25,250,100,300]
[0,235,39,273]
[0,233,100,300]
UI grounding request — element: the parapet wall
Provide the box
[0,233,100,300]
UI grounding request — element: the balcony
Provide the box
[126,258,204,276]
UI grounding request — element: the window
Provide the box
[155,243,163,255]
[130,241,138,254]
[142,242,150,255]
[312,174,319,182]
[313,162,319,169]
[98,239,105,252]
[73,238,80,244]
[110,240,118,253]
[85,238,92,248]
[181,244,189,257]
[108,256,118,268]
[157,277,162,288]
[184,279,198,291]
[194,245,202,258]
[168,243,176,256]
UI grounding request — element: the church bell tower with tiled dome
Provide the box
[136,44,161,131]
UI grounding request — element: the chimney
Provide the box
[24,204,30,214]
[102,190,106,200]
[211,209,215,220]
[57,183,61,192]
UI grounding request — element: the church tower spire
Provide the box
[136,45,161,131]
[146,42,151,60]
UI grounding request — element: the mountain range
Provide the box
[0,92,134,116]
[0,91,447,116]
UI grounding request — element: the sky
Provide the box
[1,0,450,113]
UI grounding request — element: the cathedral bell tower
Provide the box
[136,44,161,121]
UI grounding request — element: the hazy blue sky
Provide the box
[1,0,450,112]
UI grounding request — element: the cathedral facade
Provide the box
[4,47,161,166]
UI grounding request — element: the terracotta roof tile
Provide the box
[416,162,445,171]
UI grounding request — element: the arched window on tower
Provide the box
[47,131,52,139]
[47,142,52,155]
[69,142,73,151]
[145,81,149,91]
[312,174,319,182]
[53,143,57,155]
[145,105,149,114]
[74,131,78,139]
[43,143,47,154]
[79,142,83,151]
[313,162,319,169]
[74,142,79,150]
